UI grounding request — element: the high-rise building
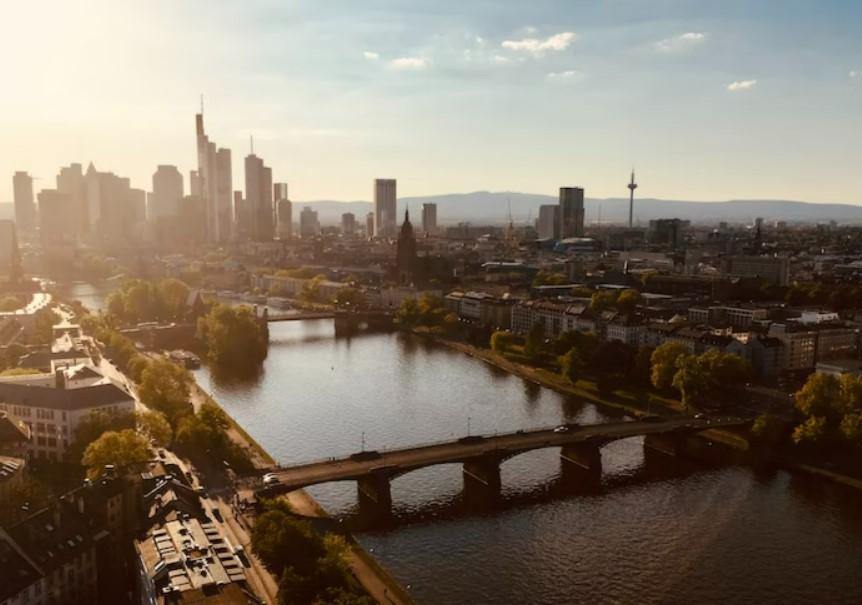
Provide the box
[56,163,88,235]
[373,178,397,238]
[559,187,585,238]
[341,212,356,235]
[12,172,36,231]
[195,113,232,242]
[421,203,437,236]
[37,190,75,250]
[244,153,273,241]
[274,183,291,240]
[84,163,133,242]
[151,165,184,221]
[300,207,318,238]
[0,220,18,270]
[366,212,374,240]
[216,148,233,241]
[129,188,147,224]
[537,204,560,240]
[233,191,250,237]
[189,170,201,197]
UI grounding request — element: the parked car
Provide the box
[553,425,569,434]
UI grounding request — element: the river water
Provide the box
[63,284,862,604]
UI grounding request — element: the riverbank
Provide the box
[415,331,862,491]
[191,377,417,605]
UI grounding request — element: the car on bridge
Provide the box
[263,473,280,486]
[459,435,485,444]
[553,425,569,434]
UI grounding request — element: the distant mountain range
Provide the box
[3,192,859,228]
[296,192,862,227]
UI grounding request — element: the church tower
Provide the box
[396,208,417,285]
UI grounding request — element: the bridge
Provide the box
[266,312,336,322]
[258,416,749,513]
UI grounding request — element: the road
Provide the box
[268,417,749,493]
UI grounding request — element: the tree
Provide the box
[699,350,751,390]
[252,509,326,577]
[632,345,655,387]
[138,358,193,428]
[616,289,642,312]
[490,330,514,353]
[840,413,862,447]
[672,354,709,409]
[839,374,862,415]
[0,296,21,312]
[196,304,269,370]
[590,290,618,313]
[136,409,173,446]
[523,322,544,360]
[650,342,690,391]
[82,429,152,478]
[560,347,582,384]
[794,373,841,419]
[792,416,827,445]
[751,413,784,444]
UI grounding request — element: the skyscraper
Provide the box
[37,190,75,250]
[373,179,397,238]
[537,204,560,239]
[300,207,319,238]
[244,153,273,241]
[559,187,585,238]
[56,163,88,236]
[190,170,201,197]
[341,212,356,235]
[12,172,36,231]
[274,183,291,240]
[421,203,437,236]
[366,212,374,240]
[151,165,184,220]
[195,112,233,242]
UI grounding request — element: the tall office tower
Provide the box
[559,187,585,238]
[537,204,560,239]
[195,112,232,242]
[190,170,201,196]
[300,207,319,238]
[84,163,133,241]
[274,183,291,240]
[244,153,273,241]
[56,163,88,235]
[0,220,18,270]
[366,212,374,240]
[12,172,36,231]
[129,188,147,224]
[37,190,75,250]
[341,212,356,235]
[421,203,437,236]
[151,165,184,221]
[373,178,397,238]
[233,191,250,238]
[627,170,638,228]
[216,148,233,241]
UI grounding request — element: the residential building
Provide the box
[606,313,645,347]
[511,300,568,339]
[538,204,559,240]
[274,183,291,240]
[300,207,319,238]
[421,203,437,235]
[559,187,585,238]
[12,171,37,231]
[150,165,184,221]
[0,377,135,461]
[374,178,397,238]
[769,323,817,371]
[687,305,768,329]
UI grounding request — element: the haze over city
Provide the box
[3,0,861,205]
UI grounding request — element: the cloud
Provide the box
[851,70,859,78]
[727,79,757,91]
[389,57,427,70]
[363,51,379,61]
[501,32,576,57]
[654,32,706,52]
[547,70,582,80]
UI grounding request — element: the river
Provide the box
[62,284,862,604]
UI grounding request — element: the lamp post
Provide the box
[361,431,365,452]
[467,416,471,436]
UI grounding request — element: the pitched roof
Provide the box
[0,382,133,412]
[0,411,29,443]
[0,534,42,602]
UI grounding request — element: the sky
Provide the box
[1,0,861,205]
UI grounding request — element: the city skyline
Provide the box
[2,1,861,206]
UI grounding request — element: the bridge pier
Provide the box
[357,472,392,514]
[644,432,687,457]
[463,455,502,496]
[560,443,603,474]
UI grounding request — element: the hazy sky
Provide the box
[2,0,861,205]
